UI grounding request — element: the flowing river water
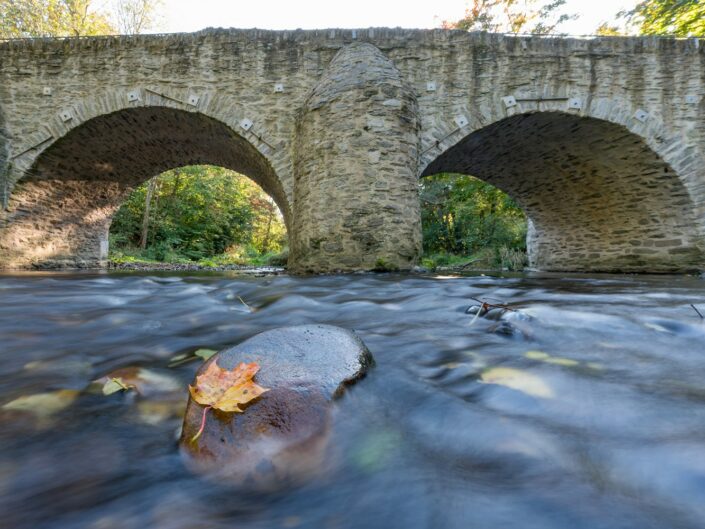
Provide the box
[1,271,705,529]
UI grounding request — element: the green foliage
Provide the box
[0,0,115,38]
[595,22,623,36]
[623,0,705,36]
[110,165,288,265]
[373,258,400,272]
[443,0,577,34]
[420,173,527,260]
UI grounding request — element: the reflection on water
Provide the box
[1,271,705,529]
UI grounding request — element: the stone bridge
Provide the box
[1,28,704,273]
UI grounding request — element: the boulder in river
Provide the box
[179,324,373,488]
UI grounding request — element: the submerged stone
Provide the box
[180,325,373,488]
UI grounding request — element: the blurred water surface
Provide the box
[1,271,705,529]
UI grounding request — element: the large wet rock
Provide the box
[180,325,373,488]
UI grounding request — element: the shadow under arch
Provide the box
[421,111,704,273]
[0,106,290,269]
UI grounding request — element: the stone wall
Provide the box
[0,29,703,272]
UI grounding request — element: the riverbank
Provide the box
[107,260,285,274]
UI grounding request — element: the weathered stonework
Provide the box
[0,29,704,272]
[291,42,421,273]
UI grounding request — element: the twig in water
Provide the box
[691,304,704,320]
[468,304,486,327]
[168,355,199,368]
[237,296,254,312]
[469,297,516,312]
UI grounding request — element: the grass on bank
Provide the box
[109,244,289,268]
[421,246,527,272]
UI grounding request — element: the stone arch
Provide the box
[0,103,290,269]
[420,108,705,273]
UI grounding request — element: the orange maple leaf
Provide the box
[188,361,269,442]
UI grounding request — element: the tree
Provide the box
[622,0,705,36]
[420,173,526,257]
[139,176,158,249]
[595,22,623,36]
[0,0,163,38]
[110,166,288,262]
[443,0,577,35]
[111,0,163,34]
[0,0,115,38]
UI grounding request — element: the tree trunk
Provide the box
[140,177,158,249]
[261,202,274,254]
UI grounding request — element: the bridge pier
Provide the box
[289,42,422,273]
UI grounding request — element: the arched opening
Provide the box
[108,165,287,268]
[422,112,704,273]
[0,106,290,269]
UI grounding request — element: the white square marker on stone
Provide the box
[42,87,52,96]
[274,83,284,93]
[502,95,517,108]
[685,95,699,104]
[426,81,437,92]
[127,90,140,102]
[240,118,253,131]
[634,109,649,123]
[568,98,582,110]
[59,109,73,122]
[187,94,200,106]
[454,115,469,128]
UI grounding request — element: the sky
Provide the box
[159,0,639,35]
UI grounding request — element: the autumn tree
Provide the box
[444,0,577,34]
[0,0,163,38]
[594,22,623,36]
[0,0,114,38]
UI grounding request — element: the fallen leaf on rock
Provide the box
[188,361,269,442]
[189,361,268,412]
[480,367,554,399]
[2,389,79,419]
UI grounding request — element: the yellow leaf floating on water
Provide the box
[137,400,187,426]
[2,389,79,418]
[102,377,134,395]
[194,349,218,361]
[189,361,269,412]
[524,350,579,367]
[94,368,181,396]
[480,367,554,399]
